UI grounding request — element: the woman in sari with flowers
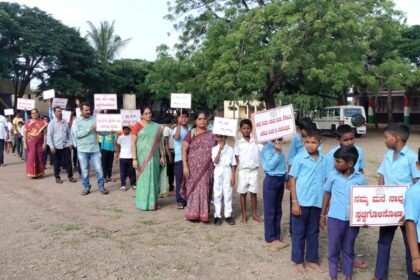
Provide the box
[132,107,165,210]
[23,109,47,178]
[181,111,216,222]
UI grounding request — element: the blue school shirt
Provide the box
[100,132,116,152]
[289,149,326,208]
[288,133,304,166]
[324,170,367,221]
[261,141,287,176]
[325,145,365,174]
[378,145,419,186]
[405,181,420,243]
[172,126,188,162]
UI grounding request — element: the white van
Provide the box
[313,105,366,136]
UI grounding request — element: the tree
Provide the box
[86,20,131,65]
[399,25,420,67]
[167,0,404,109]
[0,3,96,109]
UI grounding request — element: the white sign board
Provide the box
[4,109,14,116]
[170,93,191,109]
[350,185,408,227]
[121,109,141,127]
[62,110,72,123]
[52,98,68,109]
[75,108,81,118]
[253,105,296,143]
[94,94,118,110]
[212,117,238,137]
[96,114,122,132]
[17,98,35,111]
[42,89,55,100]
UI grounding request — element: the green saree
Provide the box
[135,122,163,210]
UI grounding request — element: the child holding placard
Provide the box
[234,119,262,224]
[372,123,419,280]
[212,134,237,226]
[405,147,420,280]
[320,146,367,280]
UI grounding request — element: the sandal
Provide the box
[81,189,90,196]
[100,188,109,195]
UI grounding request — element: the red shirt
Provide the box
[131,122,143,136]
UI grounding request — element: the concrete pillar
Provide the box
[404,95,409,125]
[123,94,136,110]
[368,96,375,124]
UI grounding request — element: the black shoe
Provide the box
[226,217,235,225]
[56,178,63,184]
[214,217,222,226]
[68,177,77,183]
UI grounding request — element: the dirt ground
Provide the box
[1,128,419,280]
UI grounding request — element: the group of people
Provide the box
[1,103,420,280]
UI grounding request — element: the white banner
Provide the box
[52,97,68,109]
[62,110,72,123]
[350,185,408,227]
[96,114,122,132]
[212,117,238,137]
[4,109,14,116]
[170,93,191,109]
[120,109,141,126]
[17,98,35,111]
[94,94,118,110]
[253,105,296,143]
[42,89,55,100]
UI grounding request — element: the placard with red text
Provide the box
[96,114,122,132]
[253,105,295,143]
[350,185,408,227]
[94,94,118,110]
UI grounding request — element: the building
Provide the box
[223,100,265,119]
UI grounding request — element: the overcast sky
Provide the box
[3,0,420,61]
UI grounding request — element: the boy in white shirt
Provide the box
[234,119,262,224]
[212,134,237,226]
[115,126,136,191]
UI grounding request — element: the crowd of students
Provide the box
[1,104,420,280]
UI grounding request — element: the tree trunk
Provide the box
[387,90,393,123]
[262,90,276,109]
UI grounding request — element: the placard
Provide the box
[52,98,68,109]
[212,117,238,137]
[75,108,81,118]
[94,94,118,110]
[96,114,122,132]
[253,105,296,143]
[62,110,72,123]
[4,109,14,116]
[170,93,191,109]
[350,185,408,227]
[42,89,55,100]
[17,98,35,111]
[121,109,141,126]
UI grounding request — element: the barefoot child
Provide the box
[115,126,136,191]
[372,123,420,280]
[234,119,262,224]
[289,129,325,274]
[212,134,237,225]
[261,138,288,249]
[404,148,420,280]
[320,146,367,280]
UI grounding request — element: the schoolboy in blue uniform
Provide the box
[404,148,420,280]
[289,129,325,274]
[320,146,367,280]
[325,124,365,174]
[261,138,288,250]
[373,123,420,280]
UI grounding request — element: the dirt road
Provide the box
[0,129,418,280]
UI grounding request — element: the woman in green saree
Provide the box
[131,107,165,210]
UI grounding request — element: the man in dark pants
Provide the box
[0,112,8,166]
[173,111,189,208]
[47,106,76,184]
